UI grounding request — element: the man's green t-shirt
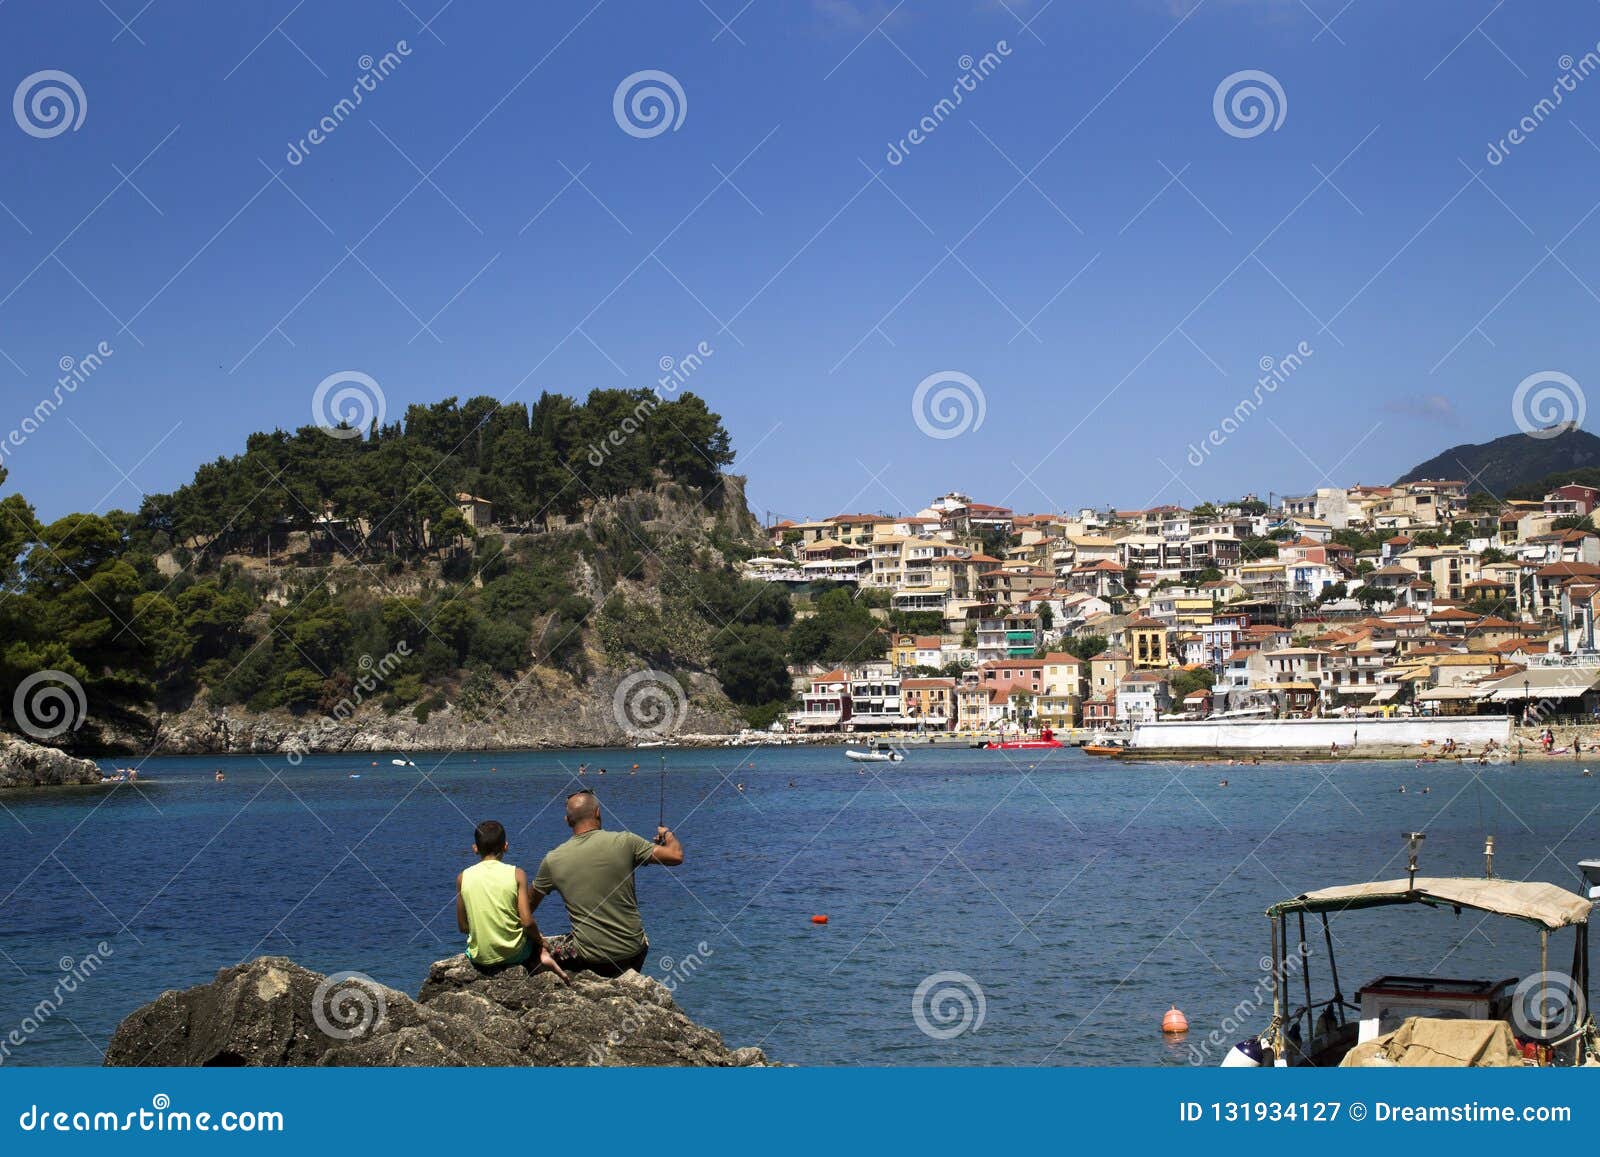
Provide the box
[532,829,657,963]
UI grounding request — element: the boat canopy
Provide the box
[1268,876,1592,931]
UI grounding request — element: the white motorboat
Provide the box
[845,746,903,763]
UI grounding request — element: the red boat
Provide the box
[984,728,1063,750]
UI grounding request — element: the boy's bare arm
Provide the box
[517,868,568,982]
[455,871,469,934]
[515,867,538,937]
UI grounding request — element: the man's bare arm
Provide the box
[651,827,684,866]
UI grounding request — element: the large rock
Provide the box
[0,733,103,789]
[104,956,769,1068]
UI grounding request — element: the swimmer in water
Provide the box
[215,770,225,782]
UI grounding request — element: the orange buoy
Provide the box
[811,914,828,925]
[1162,1006,1189,1034]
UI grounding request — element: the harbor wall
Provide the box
[1129,716,1511,751]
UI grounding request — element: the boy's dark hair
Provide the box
[473,820,507,854]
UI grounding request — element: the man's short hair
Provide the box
[565,790,600,827]
[474,820,507,854]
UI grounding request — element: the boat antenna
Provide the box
[1483,834,1495,879]
[1403,831,1426,889]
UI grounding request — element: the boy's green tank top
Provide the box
[460,858,528,966]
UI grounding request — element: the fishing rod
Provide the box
[656,754,667,843]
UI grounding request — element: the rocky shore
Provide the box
[104,955,770,1067]
[0,733,105,789]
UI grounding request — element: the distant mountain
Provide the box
[1395,422,1600,495]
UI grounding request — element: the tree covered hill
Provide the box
[0,389,813,752]
[1394,422,1600,494]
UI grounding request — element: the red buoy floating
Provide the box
[1162,1006,1189,1034]
[811,914,828,925]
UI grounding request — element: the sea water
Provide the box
[0,746,1594,1066]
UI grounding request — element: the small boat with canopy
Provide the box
[1224,835,1598,1068]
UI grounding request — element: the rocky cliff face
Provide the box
[104,956,768,1067]
[0,733,103,789]
[118,667,743,756]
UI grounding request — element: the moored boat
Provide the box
[1220,837,1599,1068]
[1081,741,1126,757]
[845,744,904,763]
[984,727,1063,751]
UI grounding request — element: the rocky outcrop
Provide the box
[0,733,103,789]
[104,956,769,1068]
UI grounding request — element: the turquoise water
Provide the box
[0,745,1595,1066]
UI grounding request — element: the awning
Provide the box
[1371,685,1401,702]
[1477,665,1600,702]
[1484,683,1591,702]
[1269,876,1592,931]
[1414,686,1484,702]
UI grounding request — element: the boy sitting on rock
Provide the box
[456,820,567,980]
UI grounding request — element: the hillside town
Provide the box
[751,482,1600,736]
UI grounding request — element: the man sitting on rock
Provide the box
[457,820,567,979]
[530,789,684,977]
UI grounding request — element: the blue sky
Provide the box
[3,0,1599,523]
